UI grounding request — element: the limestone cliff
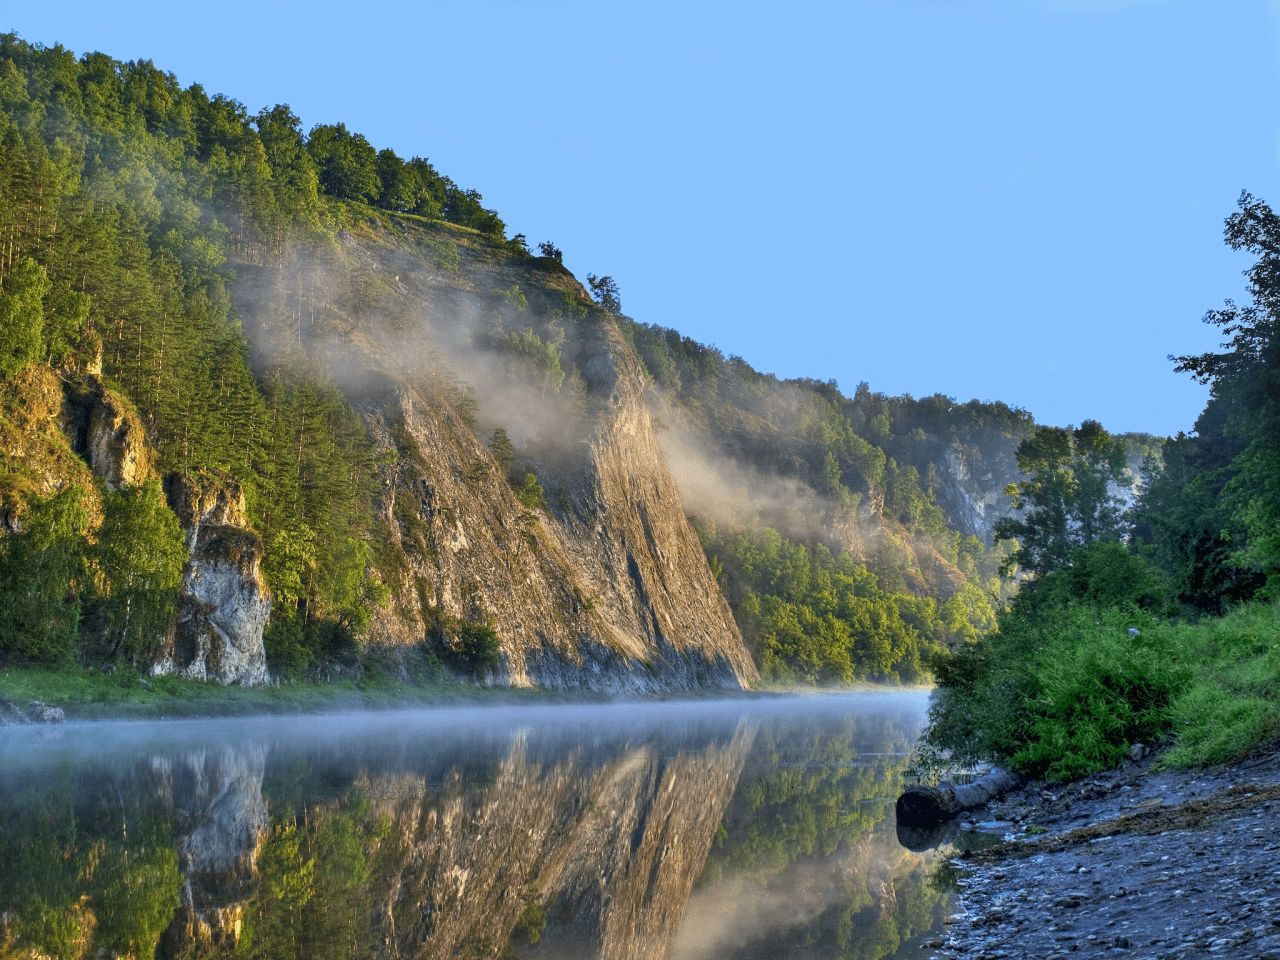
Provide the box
[932,437,1023,545]
[232,226,758,692]
[151,472,272,686]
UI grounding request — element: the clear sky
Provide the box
[6,0,1279,436]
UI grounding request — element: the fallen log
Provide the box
[896,767,1021,826]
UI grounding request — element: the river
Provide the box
[0,691,963,959]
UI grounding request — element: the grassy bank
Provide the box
[0,667,917,722]
[921,600,1280,782]
[0,665,615,721]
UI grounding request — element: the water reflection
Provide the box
[0,694,945,960]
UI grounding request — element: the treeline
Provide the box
[921,192,1280,781]
[620,314,1035,516]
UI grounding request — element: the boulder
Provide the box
[26,700,65,723]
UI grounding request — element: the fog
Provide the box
[0,692,931,772]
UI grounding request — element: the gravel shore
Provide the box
[929,746,1280,959]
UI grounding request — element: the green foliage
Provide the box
[1161,603,1280,766]
[995,421,1130,578]
[307,122,380,203]
[698,523,971,683]
[924,602,1189,781]
[515,902,547,945]
[430,237,461,273]
[586,273,620,314]
[88,478,187,659]
[489,427,516,479]
[0,256,50,376]
[0,486,89,664]
[1005,609,1191,780]
[504,327,565,393]
[515,472,547,511]
[922,543,1280,781]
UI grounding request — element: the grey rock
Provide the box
[150,473,270,686]
[26,700,64,723]
[86,383,155,490]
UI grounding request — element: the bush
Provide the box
[1006,609,1192,780]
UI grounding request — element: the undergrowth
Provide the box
[919,600,1280,782]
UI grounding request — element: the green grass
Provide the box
[0,665,607,721]
[1161,602,1280,767]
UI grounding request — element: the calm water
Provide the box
[0,692,961,960]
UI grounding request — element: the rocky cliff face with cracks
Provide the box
[234,223,757,692]
[932,438,1022,545]
[151,472,272,686]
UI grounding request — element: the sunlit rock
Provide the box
[151,472,271,686]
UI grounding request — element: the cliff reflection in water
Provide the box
[0,695,945,960]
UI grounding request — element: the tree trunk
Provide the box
[896,767,1020,826]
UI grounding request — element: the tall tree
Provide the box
[1169,191,1280,596]
[995,421,1129,578]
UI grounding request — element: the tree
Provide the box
[91,479,188,659]
[995,421,1129,578]
[306,123,379,203]
[1167,190,1280,596]
[537,241,563,263]
[0,257,50,377]
[0,487,89,664]
[489,427,516,479]
[587,274,621,314]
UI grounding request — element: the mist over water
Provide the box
[0,694,951,960]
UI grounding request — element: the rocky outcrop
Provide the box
[156,744,270,959]
[358,314,757,691]
[0,365,101,531]
[933,438,1023,545]
[151,472,271,686]
[85,381,156,490]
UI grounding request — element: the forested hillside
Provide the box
[0,31,1164,692]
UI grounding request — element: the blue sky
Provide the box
[6,0,1279,436]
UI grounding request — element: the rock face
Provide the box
[360,315,757,691]
[0,366,101,531]
[85,382,156,490]
[933,438,1023,545]
[151,472,271,686]
[232,235,758,693]
[156,745,270,959]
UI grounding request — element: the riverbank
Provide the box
[931,744,1280,959]
[0,666,906,722]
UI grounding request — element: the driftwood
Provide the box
[896,767,1021,827]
